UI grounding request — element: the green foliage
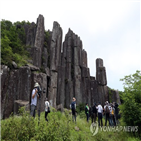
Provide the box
[108,89,112,103]
[1,107,35,141]
[76,103,86,118]
[1,106,141,141]
[119,90,124,104]
[1,35,13,66]
[120,70,141,137]
[76,103,85,113]
[1,19,30,67]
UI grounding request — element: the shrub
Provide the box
[120,70,141,137]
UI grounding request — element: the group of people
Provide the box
[69,97,120,126]
[31,82,120,126]
[85,101,120,126]
[30,82,50,121]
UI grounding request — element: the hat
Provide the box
[34,82,39,88]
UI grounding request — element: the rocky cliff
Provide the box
[1,15,121,119]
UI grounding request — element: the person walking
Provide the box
[45,98,50,121]
[96,102,103,127]
[30,82,39,118]
[70,97,76,123]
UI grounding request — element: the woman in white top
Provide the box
[45,98,50,121]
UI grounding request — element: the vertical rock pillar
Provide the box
[48,22,62,108]
[74,35,83,106]
[96,58,107,106]
[32,14,45,68]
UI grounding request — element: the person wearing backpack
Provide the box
[45,98,50,121]
[109,103,114,126]
[30,82,39,118]
[85,103,89,122]
[104,101,110,126]
[70,97,76,123]
[111,104,116,126]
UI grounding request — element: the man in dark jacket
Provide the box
[91,103,97,123]
[70,97,76,123]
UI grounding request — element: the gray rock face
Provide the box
[57,29,91,108]
[24,22,36,47]
[96,58,107,85]
[25,15,45,68]
[81,50,87,67]
[1,66,31,119]
[93,58,107,105]
[1,65,10,119]
[34,15,44,50]
[107,88,121,104]
[50,22,62,71]
[49,21,62,108]
[1,65,48,119]
[1,16,121,118]
[30,47,42,68]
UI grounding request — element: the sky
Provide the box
[0,0,141,91]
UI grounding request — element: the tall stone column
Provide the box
[33,14,45,68]
[96,58,107,106]
[48,22,62,108]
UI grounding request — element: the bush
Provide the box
[1,105,141,141]
[120,70,141,137]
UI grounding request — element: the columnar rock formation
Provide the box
[1,15,121,119]
[49,22,62,108]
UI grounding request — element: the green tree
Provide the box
[120,70,141,137]
[1,35,13,66]
[1,19,29,67]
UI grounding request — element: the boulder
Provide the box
[56,104,64,112]
[14,100,29,115]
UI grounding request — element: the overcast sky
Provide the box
[0,0,141,91]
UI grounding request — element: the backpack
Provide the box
[105,105,110,114]
[111,108,114,115]
[92,105,97,114]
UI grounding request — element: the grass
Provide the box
[1,107,140,141]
